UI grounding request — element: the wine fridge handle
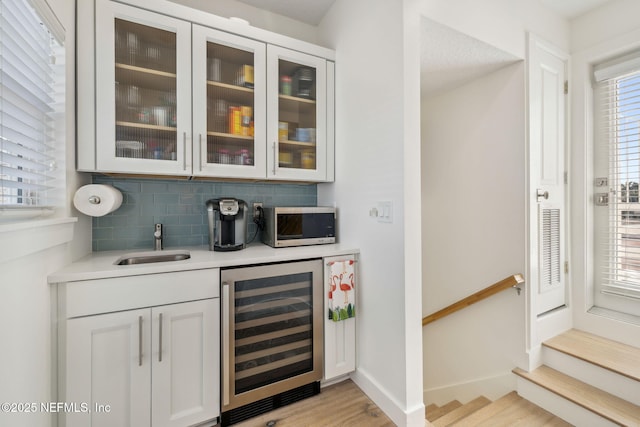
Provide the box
[222,282,231,406]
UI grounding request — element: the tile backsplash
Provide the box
[92,175,317,251]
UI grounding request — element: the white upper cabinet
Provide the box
[192,26,267,179]
[267,46,330,181]
[78,0,334,182]
[95,0,192,175]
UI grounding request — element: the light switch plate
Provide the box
[377,201,393,223]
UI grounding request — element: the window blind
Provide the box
[0,0,64,213]
[596,54,640,299]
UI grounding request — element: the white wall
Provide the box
[570,0,640,54]
[569,0,640,347]
[421,62,527,403]
[416,0,570,404]
[0,0,91,426]
[317,0,425,425]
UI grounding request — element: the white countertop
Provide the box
[48,243,359,283]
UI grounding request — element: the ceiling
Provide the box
[420,18,520,96]
[236,0,615,26]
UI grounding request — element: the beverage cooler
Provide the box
[220,259,323,425]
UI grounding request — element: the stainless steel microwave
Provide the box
[261,206,336,248]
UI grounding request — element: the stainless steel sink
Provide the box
[115,250,191,265]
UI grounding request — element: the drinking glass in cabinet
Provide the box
[278,60,317,170]
[205,41,255,166]
[113,19,178,161]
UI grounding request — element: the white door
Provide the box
[192,25,267,179]
[267,45,328,181]
[528,34,568,316]
[95,0,192,175]
[151,300,220,427]
[65,309,151,427]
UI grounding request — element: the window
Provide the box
[0,0,65,218]
[594,51,640,311]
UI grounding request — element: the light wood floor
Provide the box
[232,380,396,427]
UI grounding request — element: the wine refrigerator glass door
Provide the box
[220,259,323,413]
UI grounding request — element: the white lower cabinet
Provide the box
[66,308,151,427]
[323,255,356,381]
[65,299,219,427]
[57,268,220,427]
[152,300,219,427]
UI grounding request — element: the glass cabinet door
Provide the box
[192,26,266,178]
[267,46,327,181]
[95,0,192,175]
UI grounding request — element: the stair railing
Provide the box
[422,274,525,326]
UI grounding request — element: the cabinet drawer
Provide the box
[61,269,219,318]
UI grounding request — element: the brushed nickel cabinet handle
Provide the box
[183,132,187,171]
[222,282,231,406]
[158,313,163,362]
[199,134,203,172]
[138,315,143,367]
[272,142,277,175]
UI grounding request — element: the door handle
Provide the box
[537,189,549,201]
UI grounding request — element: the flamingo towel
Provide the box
[327,259,355,322]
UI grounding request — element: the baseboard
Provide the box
[423,372,516,405]
[320,373,351,388]
[351,368,425,427]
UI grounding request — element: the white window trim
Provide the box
[570,27,640,341]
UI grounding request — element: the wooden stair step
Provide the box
[543,329,640,381]
[450,391,519,426]
[425,403,439,414]
[513,365,640,426]
[431,396,491,426]
[426,400,462,422]
[449,391,571,427]
[472,396,571,427]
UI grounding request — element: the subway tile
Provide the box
[141,181,169,193]
[93,227,114,240]
[91,175,317,251]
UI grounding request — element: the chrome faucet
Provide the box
[154,223,163,250]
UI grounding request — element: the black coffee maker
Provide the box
[206,198,248,251]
